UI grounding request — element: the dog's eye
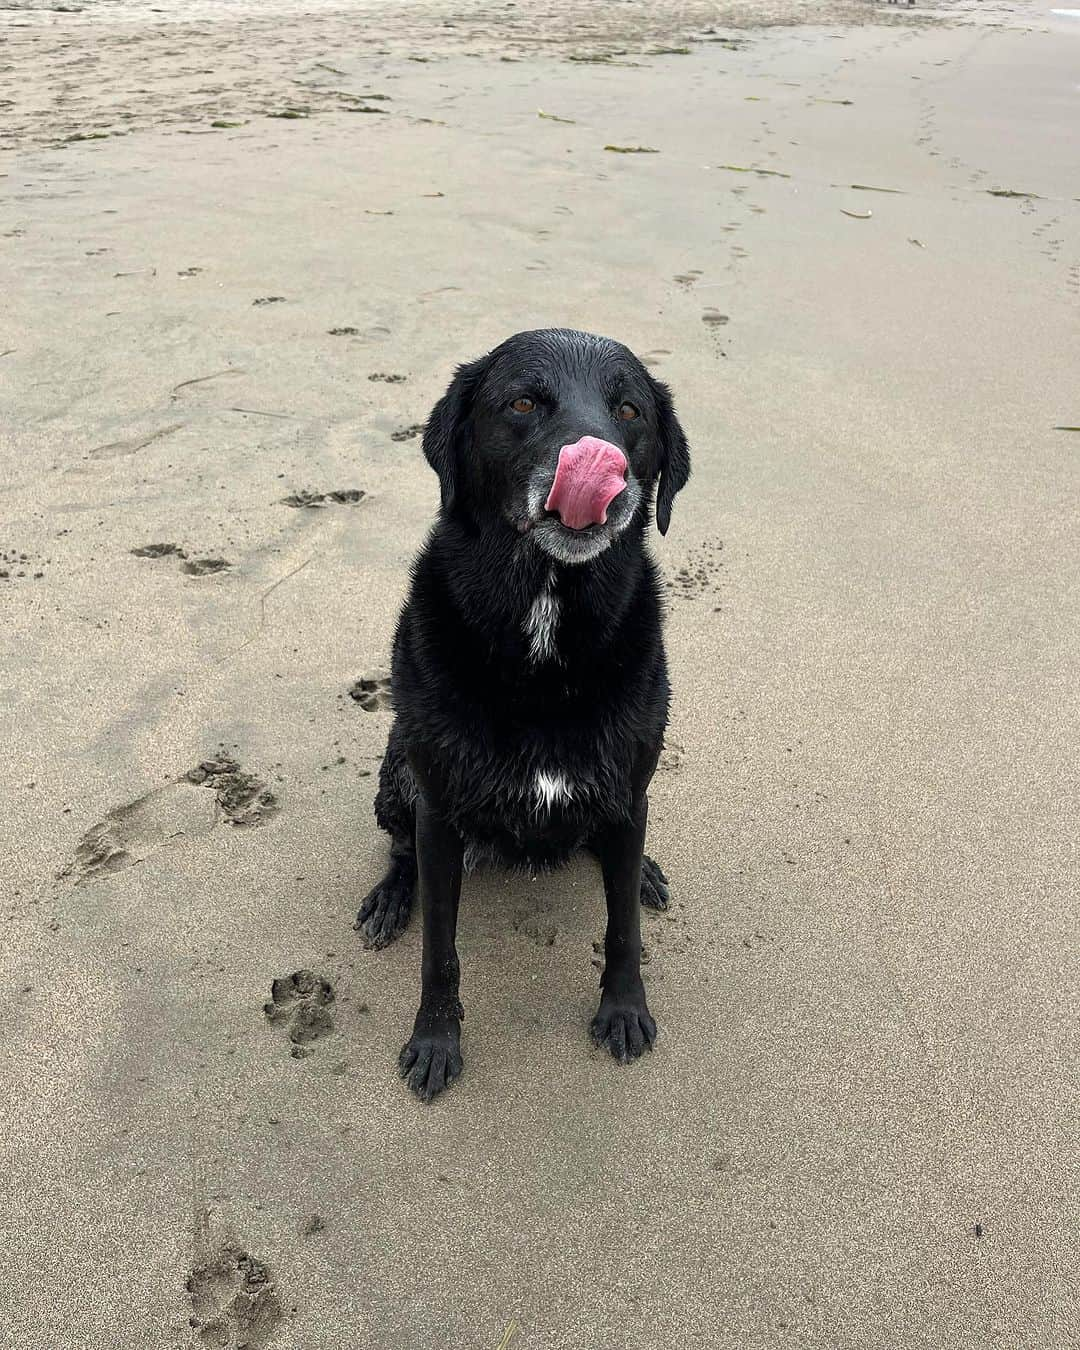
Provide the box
[510,397,536,414]
[618,402,640,421]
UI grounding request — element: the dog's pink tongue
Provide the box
[545,436,627,530]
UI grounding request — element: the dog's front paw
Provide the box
[399,1009,463,1102]
[590,991,657,1063]
[356,862,414,949]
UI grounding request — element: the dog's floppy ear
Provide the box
[651,376,691,536]
[422,357,485,514]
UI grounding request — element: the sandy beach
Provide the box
[2,0,1078,1345]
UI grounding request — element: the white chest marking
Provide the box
[534,770,574,813]
[524,578,560,664]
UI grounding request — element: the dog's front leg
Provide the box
[398,792,465,1101]
[590,797,657,1062]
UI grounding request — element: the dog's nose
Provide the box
[544,436,627,530]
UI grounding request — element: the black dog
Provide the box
[357,328,690,1100]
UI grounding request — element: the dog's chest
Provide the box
[404,570,652,867]
[485,749,591,821]
[532,767,574,811]
[458,756,594,870]
[449,717,629,871]
[523,573,561,664]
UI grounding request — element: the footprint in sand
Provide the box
[60,753,279,886]
[674,270,702,288]
[368,372,406,383]
[131,542,187,559]
[187,1238,283,1350]
[182,557,232,576]
[666,540,725,604]
[185,755,279,825]
[702,308,729,326]
[347,324,391,343]
[131,546,231,575]
[278,488,365,508]
[348,674,392,712]
[390,424,424,442]
[263,970,335,1050]
[252,295,286,306]
[659,739,684,772]
[1,547,46,581]
[513,912,559,947]
[639,349,671,368]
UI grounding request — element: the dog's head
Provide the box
[421,328,691,564]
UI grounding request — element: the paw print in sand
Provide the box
[263,970,335,1052]
[666,541,725,605]
[348,674,392,712]
[279,488,365,508]
[181,557,232,576]
[187,1243,283,1349]
[186,755,278,827]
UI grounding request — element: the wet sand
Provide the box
[2,0,1078,1345]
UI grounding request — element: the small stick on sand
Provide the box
[716,163,790,178]
[172,368,245,394]
[232,555,316,655]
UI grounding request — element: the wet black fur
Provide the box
[358,328,690,1100]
